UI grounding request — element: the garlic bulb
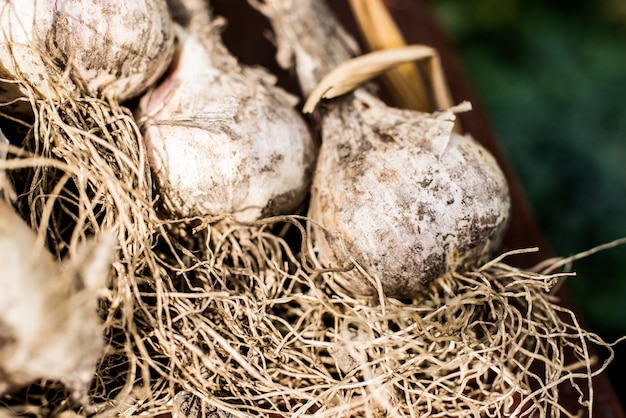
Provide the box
[309,92,510,296]
[0,200,114,402]
[0,0,175,103]
[139,2,316,222]
[255,0,511,297]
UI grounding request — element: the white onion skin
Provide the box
[0,0,175,103]
[139,27,317,222]
[309,91,511,297]
[0,200,113,398]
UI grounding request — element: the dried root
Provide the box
[94,242,615,418]
[0,37,621,418]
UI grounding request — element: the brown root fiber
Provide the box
[0,85,621,418]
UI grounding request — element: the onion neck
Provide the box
[252,0,360,97]
[166,0,239,68]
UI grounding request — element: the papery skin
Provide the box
[0,0,175,103]
[0,200,114,402]
[140,27,317,222]
[309,92,511,297]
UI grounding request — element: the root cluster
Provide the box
[0,81,618,418]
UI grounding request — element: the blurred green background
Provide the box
[429,0,626,395]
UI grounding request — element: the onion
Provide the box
[254,0,511,297]
[0,0,175,104]
[0,198,114,402]
[309,93,510,296]
[138,0,316,222]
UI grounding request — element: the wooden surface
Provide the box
[211,0,625,416]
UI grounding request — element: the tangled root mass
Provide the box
[0,76,620,418]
